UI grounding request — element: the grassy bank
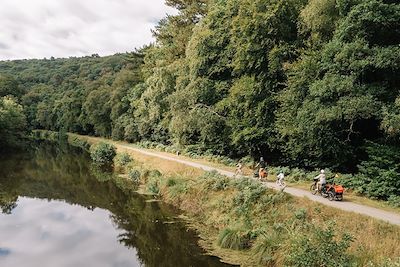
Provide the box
[33,131,400,266]
[123,164,400,266]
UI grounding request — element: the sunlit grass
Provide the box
[69,133,400,266]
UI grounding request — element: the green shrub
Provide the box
[217,228,252,250]
[115,152,132,167]
[147,179,160,195]
[286,223,353,267]
[166,177,177,187]
[352,142,400,200]
[167,178,189,198]
[114,175,138,192]
[90,142,116,165]
[294,208,307,221]
[233,180,266,216]
[128,169,141,183]
[288,168,307,182]
[334,173,354,188]
[388,195,400,208]
[199,171,231,191]
[239,156,255,168]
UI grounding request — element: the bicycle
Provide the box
[276,178,286,188]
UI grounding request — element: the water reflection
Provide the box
[0,197,141,267]
[0,142,233,267]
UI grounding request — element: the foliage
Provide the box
[0,96,27,148]
[114,152,133,167]
[198,171,231,191]
[387,195,400,208]
[69,136,91,151]
[286,223,353,267]
[90,142,117,165]
[0,53,143,136]
[351,142,400,200]
[147,178,160,195]
[128,169,141,183]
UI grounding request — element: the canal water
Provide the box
[0,142,233,267]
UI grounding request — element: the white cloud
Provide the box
[0,0,176,60]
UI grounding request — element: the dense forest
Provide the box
[1,0,399,201]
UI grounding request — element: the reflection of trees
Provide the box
[0,151,28,214]
[0,193,18,214]
[0,142,232,267]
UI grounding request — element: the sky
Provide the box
[0,0,176,60]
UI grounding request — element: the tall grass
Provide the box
[67,134,400,266]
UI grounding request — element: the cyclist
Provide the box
[277,171,285,187]
[314,169,326,193]
[255,157,267,180]
[234,161,243,177]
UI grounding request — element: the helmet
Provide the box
[320,169,325,174]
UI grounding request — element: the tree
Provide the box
[0,74,23,98]
[0,96,27,148]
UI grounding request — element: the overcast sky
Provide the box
[0,0,176,60]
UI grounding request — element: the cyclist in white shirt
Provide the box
[315,169,326,192]
[277,172,285,187]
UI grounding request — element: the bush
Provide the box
[233,179,266,216]
[294,208,307,221]
[166,177,177,187]
[388,195,400,208]
[147,178,160,195]
[239,156,255,168]
[288,168,307,182]
[354,142,400,200]
[199,171,231,191]
[115,152,132,167]
[166,177,189,198]
[286,223,353,267]
[90,142,116,165]
[128,169,141,183]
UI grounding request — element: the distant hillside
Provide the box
[0,52,144,137]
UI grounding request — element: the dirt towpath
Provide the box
[111,143,400,226]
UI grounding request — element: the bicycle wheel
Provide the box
[310,184,317,195]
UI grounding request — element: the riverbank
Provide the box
[33,131,400,266]
[68,133,400,215]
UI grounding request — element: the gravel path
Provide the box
[119,144,400,226]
